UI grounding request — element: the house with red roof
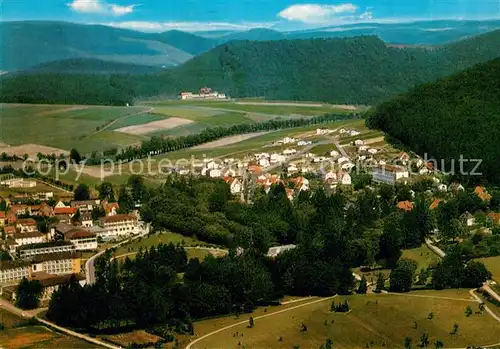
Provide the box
[0,211,5,227]
[16,218,38,233]
[54,207,78,217]
[396,201,414,212]
[429,199,442,210]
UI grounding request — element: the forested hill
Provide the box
[367,58,500,184]
[1,32,500,106]
[22,58,163,75]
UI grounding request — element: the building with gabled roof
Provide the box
[396,201,414,212]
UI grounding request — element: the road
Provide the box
[85,223,150,284]
[185,295,337,349]
[333,138,349,158]
[0,298,120,349]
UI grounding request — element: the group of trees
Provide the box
[2,32,500,105]
[367,58,500,184]
[45,176,493,333]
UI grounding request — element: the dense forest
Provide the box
[367,58,500,184]
[46,176,491,335]
[2,31,500,106]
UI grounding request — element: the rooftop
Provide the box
[18,240,74,251]
[100,214,137,224]
[65,228,96,240]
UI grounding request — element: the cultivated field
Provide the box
[116,117,193,135]
[0,103,149,152]
[192,131,270,149]
[0,325,101,349]
[186,293,500,349]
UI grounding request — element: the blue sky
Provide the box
[2,0,500,31]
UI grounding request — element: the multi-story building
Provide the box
[30,251,82,275]
[70,200,100,213]
[0,211,5,227]
[14,231,46,246]
[371,165,409,186]
[0,252,81,286]
[16,218,38,233]
[99,214,139,239]
[18,241,75,259]
[0,260,30,285]
[65,228,98,251]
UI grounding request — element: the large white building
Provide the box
[13,231,46,247]
[371,165,409,185]
[65,228,98,251]
[18,241,76,259]
[99,214,139,239]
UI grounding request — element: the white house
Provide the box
[358,145,369,152]
[209,169,223,178]
[354,139,364,146]
[99,214,140,239]
[267,244,297,258]
[437,184,448,192]
[206,160,219,170]
[281,137,296,144]
[339,128,347,134]
[65,228,98,251]
[80,213,93,228]
[371,165,409,185]
[259,158,270,168]
[312,156,327,163]
[287,164,298,173]
[14,231,46,247]
[330,150,340,157]
[54,201,67,209]
[367,148,378,155]
[297,140,312,146]
[337,156,349,164]
[339,172,352,185]
[224,177,242,195]
[341,162,355,171]
[316,129,330,136]
[324,171,337,181]
[349,130,361,136]
[270,153,285,164]
[283,149,297,156]
[460,212,475,227]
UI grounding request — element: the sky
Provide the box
[2,0,500,32]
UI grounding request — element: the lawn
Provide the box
[0,308,24,328]
[151,106,220,119]
[188,293,500,349]
[477,256,500,282]
[401,244,440,271]
[0,104,148,152]
[0,325,101,349]
[113,231,210,256]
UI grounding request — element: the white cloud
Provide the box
[68,0,138,16]
[103,21,277,32]
[278,3,358,24]
[358,11,373,21]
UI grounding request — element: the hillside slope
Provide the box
[0,21,214,70]
[22,58,163,74]
[1,32,499,106]
[367,58,500,184]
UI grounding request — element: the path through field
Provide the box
[185,296,337,349]
[191,132,270,149]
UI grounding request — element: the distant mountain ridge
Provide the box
[2,19,500,73]
[2,30,500,106]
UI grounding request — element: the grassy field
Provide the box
[143,100,363,116]
[0,308,25,328]
[113,231,210,256]
[0,104,148,152]
[0,325,101,349]
[187,293,500,349]
[401,244,440,271]
[477,256,500,282]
